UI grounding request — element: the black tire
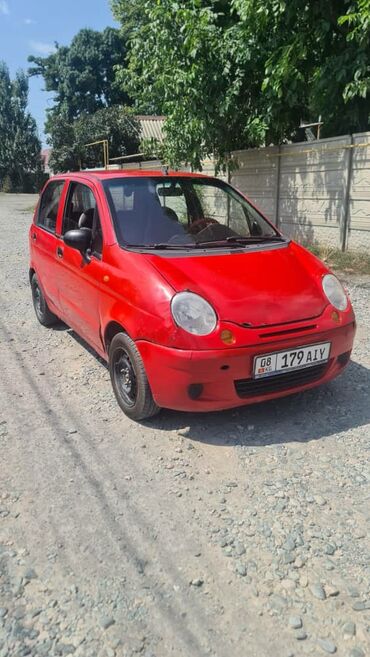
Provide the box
[109,332,160,421]
[31,273,58,327]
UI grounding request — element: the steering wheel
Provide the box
[188,217,219,235]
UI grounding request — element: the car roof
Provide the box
[51,169,214,183]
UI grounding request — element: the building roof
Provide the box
[136,115,165,142]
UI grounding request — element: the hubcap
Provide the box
[114,350,137,407]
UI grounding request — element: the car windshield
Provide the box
[103,176,279,249]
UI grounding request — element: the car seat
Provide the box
[162,207,179,222]
[78,208,95,230]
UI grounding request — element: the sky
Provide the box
[0,0,117,145]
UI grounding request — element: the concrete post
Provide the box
[341,135,354,252]
[274,145,281,229]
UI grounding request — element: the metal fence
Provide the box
[120,132,370,252]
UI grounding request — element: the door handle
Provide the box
[31,232,37,241]
[56,246,64,259]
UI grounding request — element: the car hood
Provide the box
[146,242,328,327]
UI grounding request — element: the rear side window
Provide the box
[37,181,64,233]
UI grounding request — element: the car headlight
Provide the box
[322,274,348,311]
[171,291,217,335]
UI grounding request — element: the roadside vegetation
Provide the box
[2,2,370,188]
[111,0,370,169]
[308,245,370,276]
[0,63,45,193]
[25,1,370,174]
[27,27,140,172]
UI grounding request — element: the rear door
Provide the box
[30,179,66,313]
[56,181,104,351]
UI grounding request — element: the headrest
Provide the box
[78,208,94,229]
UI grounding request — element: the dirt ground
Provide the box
[0,193,369,657]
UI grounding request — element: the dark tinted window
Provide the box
[37,181,64,233]
[63,182,103,256]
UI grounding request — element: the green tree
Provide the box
[28,27,131,130]
[111,0,148,42]
[49,106,140,173]
[112,0,370,169]
[0,62,43,192]
[111,0,164,115]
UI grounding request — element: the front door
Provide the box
[56,181,104,352]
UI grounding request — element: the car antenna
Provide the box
[162,165,169,175]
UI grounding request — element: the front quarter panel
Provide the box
[100,246,176,349]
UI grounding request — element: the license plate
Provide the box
[253,342,331,379]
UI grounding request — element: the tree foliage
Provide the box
[28,27,139,173]
[111,0,163,115]
[0,62,43,192]
[112,0,370,169]
[49,106,140,173]
[28,27,130,130]
[111,0,148,42]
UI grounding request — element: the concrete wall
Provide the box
[118,133,370,252]
[349,132,370,251]
[229,134,370,252]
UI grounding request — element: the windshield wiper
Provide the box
[124,242,199,250]
[194,235,286,247]
[125,236,286,250]
[151,242,200,249]
[226,235,285,243]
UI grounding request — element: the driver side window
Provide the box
[62,182,103,256]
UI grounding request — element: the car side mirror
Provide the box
[64,228,92,263]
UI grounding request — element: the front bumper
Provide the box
[136,320,356,412]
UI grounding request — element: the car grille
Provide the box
[234,363,328,398]
[258,324,317,339]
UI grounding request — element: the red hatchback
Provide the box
[29,170,356,420]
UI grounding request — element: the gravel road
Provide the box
[0,193,369,657]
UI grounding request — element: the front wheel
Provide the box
[109,332,160,421]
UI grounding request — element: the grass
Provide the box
[308,245,370,276]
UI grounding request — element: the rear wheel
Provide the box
[31,273,58,327]
[109,332,160,421]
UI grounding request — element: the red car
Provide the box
[29,170,355,420]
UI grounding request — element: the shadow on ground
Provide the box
[150,361,370,446]
[59,320,370,448]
